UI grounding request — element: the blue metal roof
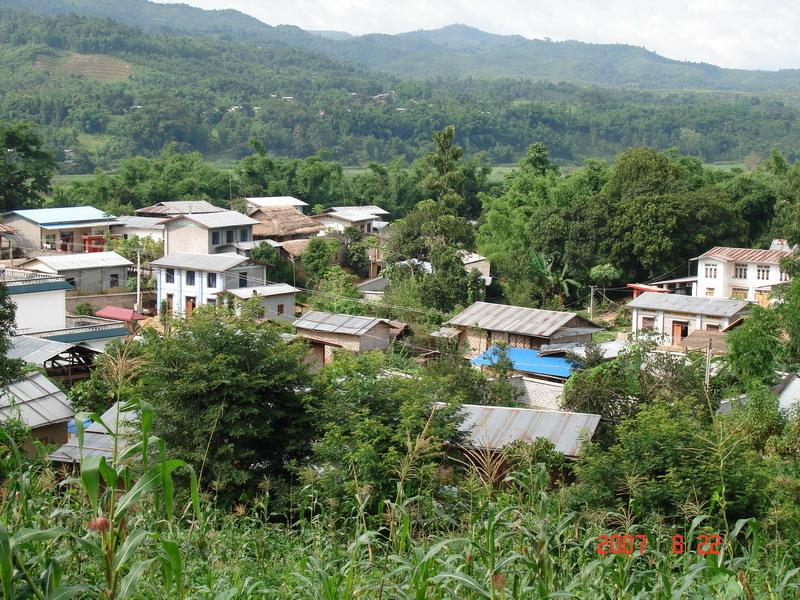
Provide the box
[472,346,574,379]
[10,207,114,226]
[6,280,74,295]
[45,327,129,343]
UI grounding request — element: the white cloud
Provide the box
[154,0,800,70]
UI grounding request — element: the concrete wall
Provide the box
[24,422,68,455]
[60,266,130,294]
[65,291,157,314]
[164,221,210,255]
[697,258,788,303]
[12,289,67,333]
[464,258,491,278]
[112,226,164,243]
[230,291,296,321]
[4,215,40,253]
[510,376,564,410]
[631,307,745,344]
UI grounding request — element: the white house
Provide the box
[629,292,750,345]
[311,205,389,234]
[151,252,267,316]
[18,251,132,294]
[162,211,259,255]
[110,216,165,243]
[1,268,72,333]
[245,196,309,213]
[214,283,298,321]
[693,242,793,306]
[3,206,118,253]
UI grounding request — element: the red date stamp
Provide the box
[596,533,722,556]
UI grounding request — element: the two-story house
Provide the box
[3,207,119,253]
[1,268,73,333]
[162,211,259,255]
[151,252,267,316]
[693,241,793,306]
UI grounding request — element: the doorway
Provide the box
[671,321,689,344]
[185,296,196,316]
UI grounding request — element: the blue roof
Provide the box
[6,280,74,295]
[10,207,115,226]
[472,346,575,379]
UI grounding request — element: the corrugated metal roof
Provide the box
[49,402,137,464]
[164,210,257,228]
[313,210,376,223]
[431,326,461,339]
[20,251,132,271]
[6,335,74,365]
[136,201,225,216]
[294,311,384,336]
[472,346,575,379]
[112,215,165,230]
[695,246,794,264]
[151,252,249,271]
[539,340,626,359]
[95,306,145,321]
[0,372,73,429]
[216,284,298,299]
[450,403,600,457]
[447,302,582,337]
[327,205,389,216]
[246,196,308,208]
[628,292,750,317]
[9,206,115,225]
[40,220,121,231]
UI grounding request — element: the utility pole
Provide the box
[704,337,713,389]
[135,247,141,313]
[589,285,596,320]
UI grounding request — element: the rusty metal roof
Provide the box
[446,302,584,338]
[695,246,794,264]
[450,403,600,458]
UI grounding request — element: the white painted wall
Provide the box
[697,259,788,301]
[12,290,67,334]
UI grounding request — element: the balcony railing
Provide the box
[0,268,65,285]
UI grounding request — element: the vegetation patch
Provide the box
[33,51,132,81]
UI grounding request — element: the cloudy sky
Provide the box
[155,0,800,71]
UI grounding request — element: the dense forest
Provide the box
[2,10,800,169]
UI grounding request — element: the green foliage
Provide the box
[725,306,784,386]
[309,266,363,315]
[105,234,163,264]
[250,242,294,285]
[0,120,54,211]
[0,284,23,388]
[301,236,340,286]
[384,199,475,263]
[73,302,94,316]
[340,227,368,275]
[417,244,481,314]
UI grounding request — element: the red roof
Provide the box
[696,246,793,264]
[95,306,145,322]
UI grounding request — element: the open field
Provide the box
[34,52,132,81]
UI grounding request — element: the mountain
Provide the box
[2,0,800,93]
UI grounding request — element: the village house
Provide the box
[162,210,258,255]
[135,200,226,218]
[1,268,73,333]
[311,205,389,234]
[293,310,392,368]
[249,206,324,242]
[628,291,750,345]
[0,372,74,452]
[692,241,794,306]
[441,302,601,354]
[18,251,132,294]
[3,207,118,253]
[245,196,309,213]
[6,335,100,388]
[151,252,267,316]
[214,283,298,321]
[110,215,165,242]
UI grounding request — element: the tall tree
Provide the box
[0,121,55,212]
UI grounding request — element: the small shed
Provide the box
[294,310,392,367]
[215,284,298,321]
[6,335,99,387]
[0,372,74,452]
[18,251,132,294]
[49,402,137,465]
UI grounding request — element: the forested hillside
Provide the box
[2,10,800,170]
[6,0,800,92]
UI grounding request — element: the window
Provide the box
[207,272,217,288]
[781,270,790,282]
[731,287,748,300]
[109,274,119,288]
[641,316,655,331]
[704,263,717,279]
[166,293,174,314]
[186,270,196,286]
[757,265,771,281]
[277,303,284,315]
[239,228,248,242]
[733,263,747,279]
[166,268,174,284]
[226,229,234,244]
[706,324,720,331]
[705,288,715,297]
[238,272,248,288]
[206,298,216,307]
[44,233,55,248]
[66,277,76,288]
[211,231,220,245]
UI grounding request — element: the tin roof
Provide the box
[163,210,258,228]
[294,311,385,336]
[628,292,750,318]
[6,335,75,365]
[539,340,626,359]
[0,372,73,429]
[449,403,600,457]
[446,302,584,338]
[695,246,794,264]
[112,215,165,230]
[216,284,298,299]
[94,306,145,321]
[326,205,389,216]
[19,251,132,272]
[8,206,116,226]
[246,196,308,208]
[151,252,249,271]
[49,402,137,464]
[136,201,226,216]
[472,346,575,379]
[313,209,376,223]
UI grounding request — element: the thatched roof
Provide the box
[250,207,323,239]
[280,238,311,258]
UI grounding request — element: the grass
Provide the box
[77,133,114,153]
[33,52,132,81]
